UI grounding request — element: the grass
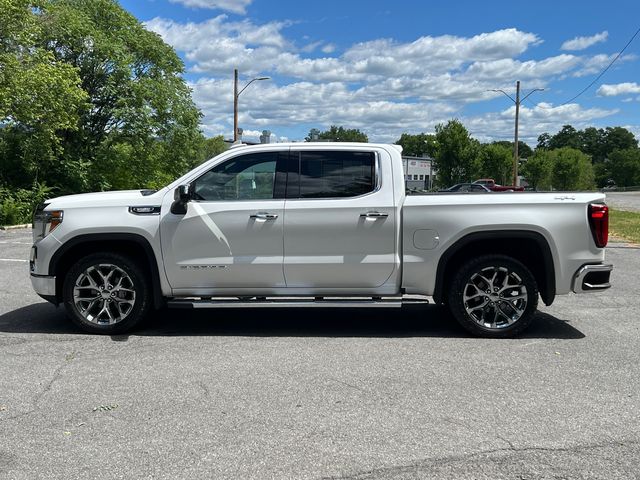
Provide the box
[609,208,640,244]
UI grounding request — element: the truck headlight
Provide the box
[33,207,64,241]
[46,210,64,235]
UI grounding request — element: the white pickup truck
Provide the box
[30,142,612,337]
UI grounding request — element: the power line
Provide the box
[561,26,640,105]
[521,26,640,110]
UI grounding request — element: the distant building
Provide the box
[402,156,435,190]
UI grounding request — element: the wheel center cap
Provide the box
[101,290,111,299]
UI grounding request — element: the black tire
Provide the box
[63,252,151,334]
[447,254,538,338]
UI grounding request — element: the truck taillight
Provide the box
[588,204,608,248]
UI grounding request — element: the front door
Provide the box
[161,151,286,291]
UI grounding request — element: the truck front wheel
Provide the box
[447,254,538,338]
[62,252,151,334]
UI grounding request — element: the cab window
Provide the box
[290,151,376,199]
[193,153,278,201]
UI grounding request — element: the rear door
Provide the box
[283,148,397,289]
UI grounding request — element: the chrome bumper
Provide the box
[30,274,56,297]
[572,264,613,293]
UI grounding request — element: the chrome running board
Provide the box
[167,296,429,309]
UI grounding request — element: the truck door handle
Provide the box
[250,212,278,220]
[360,211,389,218]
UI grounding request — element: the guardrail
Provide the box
[601,186,640,192]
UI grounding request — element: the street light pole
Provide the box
[233,68,270,142]
[513,80,520,187]
[233,68,239,142]
[489,81,544,186]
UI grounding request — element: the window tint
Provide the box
[193,153,277,201]
[296,151,376,198]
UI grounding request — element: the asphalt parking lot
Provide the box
[1,228,639,479]
[605,191,640,212]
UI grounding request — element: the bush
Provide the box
[0,183,55,226]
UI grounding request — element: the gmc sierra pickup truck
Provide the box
[30,143,612,337]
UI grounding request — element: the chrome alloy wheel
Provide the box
[462,265,528,329]
[73,264,136,325]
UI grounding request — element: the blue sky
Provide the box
[121,0,640,145]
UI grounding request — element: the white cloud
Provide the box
[168,0,252,14]
[345,29,541,66]
[321,43,336,54]
[621,125,640,141]
[464,102,618,144]
[597,82,640,96]
[300,40,323,53]
[561,31,608,51]
[145,14,635,143]
[463,54,579,81]
[190,77,457,142]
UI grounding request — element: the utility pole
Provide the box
[489,82,544,186]
[233,68,270,143]
[233,68,239,142]
[513,80,520,187]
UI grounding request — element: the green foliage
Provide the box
[0,182,55,225]
[395,133,437,157]
[607,148,640,187]
[197,136,228,164]
[305,126,368,142]
[478,144,512,185]
[0,0,205,210]
[521,152,552,190]
[491,140,533,159]
[548,148,595,191]
[433,120,480,187]
[547,125,582,150]
[575,126,638,164]
[536,125,638,187]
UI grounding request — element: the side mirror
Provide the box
[170,184,191,215]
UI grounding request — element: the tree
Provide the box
[433,120,480,187]
[305,125,368,142]
[601,127,638,160]
[0,0,89,188]
[0,0,204,195]
[608,148,640,187]
[491,140,533,159]
[579,127,604,163]
[395,133,437,157]
[521,152,552,190]
[536,133,551,150]
[478,144,512,185]
[198,136,227,164]
[549,148,595,191]
[548,125,582,150]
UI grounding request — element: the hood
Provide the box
[46,189,167,208]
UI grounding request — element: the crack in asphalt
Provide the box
[319,438,640,479]
[0,350,76,423]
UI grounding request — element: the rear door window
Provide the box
[288,151,376,199]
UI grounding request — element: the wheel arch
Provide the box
[49,233,164,309]
[432,230,556,306]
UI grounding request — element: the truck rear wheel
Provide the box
[447,254,538,338]
[62,252,151,334]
